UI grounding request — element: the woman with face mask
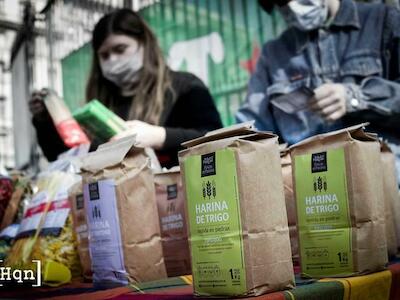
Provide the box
[30,9,223,168]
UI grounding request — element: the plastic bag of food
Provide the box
[31,173,82,279]
[7,174,61,268]
[6,171,82,285]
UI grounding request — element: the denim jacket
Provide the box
[237,0,400,147]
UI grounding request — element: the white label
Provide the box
[17,191,50,237]
[17,190,71,238]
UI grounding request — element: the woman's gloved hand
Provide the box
[112,120,166,150]
[29,88,50,121]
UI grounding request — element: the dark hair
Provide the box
[86,9,171,125]
[258,0,291,13]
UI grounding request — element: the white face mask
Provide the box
[100,47,144,96]
[279,0,329,31]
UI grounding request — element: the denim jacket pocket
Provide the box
[341,53,382,79]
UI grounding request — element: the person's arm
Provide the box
[162,85,223,151]
[312,7,400,125]
[343,7,400,121]
[235,43,277,132]
[29,90,69,162]
[32,116,69,161]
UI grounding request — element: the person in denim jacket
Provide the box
[236,0,400,183]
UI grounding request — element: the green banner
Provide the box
[294,148,353,277]
[184,149,246,296]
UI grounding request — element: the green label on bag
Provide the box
[184,149,246,296]
[294,148,353,277]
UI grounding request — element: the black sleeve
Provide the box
[32,116,69,162]
[162,85,223,151]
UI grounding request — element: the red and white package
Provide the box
[44,93,90,148]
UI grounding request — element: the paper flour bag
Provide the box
[81,136,167,287]
[179,123,294,297]
[155,168,191,277]
[290,124,388,278]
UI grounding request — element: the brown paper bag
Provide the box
[280,149,299,268]
[81,136,167,287]
[155,168,191,277]
[290,124,388,278]
[69,181,92,280]
[380,142,400,254]
[179,123,294,297]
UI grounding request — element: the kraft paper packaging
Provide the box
[69,181,92,280]
[280,149,299,268]
[155,168,191,277]
[290,124,388,278]
[179,122,294,297]
[81,136,167,288]
[380,141,400,255]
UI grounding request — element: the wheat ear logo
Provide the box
[202,180,216,200]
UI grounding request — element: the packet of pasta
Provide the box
[6,175,58,271]
[6,171,81,285]
[31,172,82,281]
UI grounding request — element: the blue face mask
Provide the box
[279,0,329,31]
